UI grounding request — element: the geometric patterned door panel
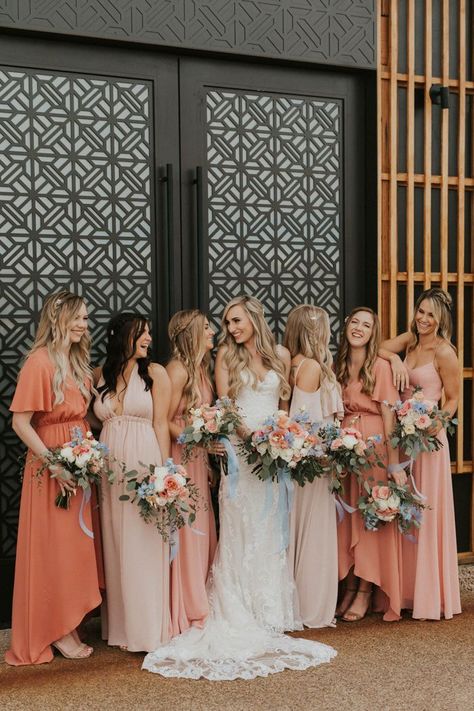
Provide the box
[0,67,154,562]
[207,90,342,342]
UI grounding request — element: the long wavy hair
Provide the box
[335,307,380,395]
[28,290,92,405]
[168,309,213,410]
[98,313,153,400]
[283,304,341,412]
[219,295,291,400]
[407,288,455,352]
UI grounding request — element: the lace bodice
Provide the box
[235,369,280,431]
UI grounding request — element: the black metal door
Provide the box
[0,35,180,622]
[178,57,375,340]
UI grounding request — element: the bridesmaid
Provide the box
[380,288,461,620]
[335,307,407,622]
[284,305,343,628]
[6,291,101,664]
[167,310,219,635]
[93,313,172,651]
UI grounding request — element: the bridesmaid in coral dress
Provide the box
[335,307,407,623]
[93,313,172,651]
[167,310,219,636]
[284,305,343,628]
[380,288,461,620]
[6,291,101,664]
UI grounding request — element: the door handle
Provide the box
[193,166,204,308]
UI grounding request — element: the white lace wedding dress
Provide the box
[142,370,336,680]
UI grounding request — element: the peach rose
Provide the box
[276,413,291,429]
[164,475,182,498]
[372,485,390,500]
[330,438,343,450]
[269,430,287,448]
[416,414,431,430]
[205,420,218,433]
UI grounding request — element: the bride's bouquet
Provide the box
[37,427,113,509]
[119,458,199,540]
[177,397,241,463]
[242,410,327,483]
[358,480,428,535]
[387,386,457,458]
[319,422,383,495]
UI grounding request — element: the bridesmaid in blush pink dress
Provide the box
[380,288,461,620]
[166,310,218,636]
[284,305,343,628]
[93,313,172,651]
[335,308,407,623]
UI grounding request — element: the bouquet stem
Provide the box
[54,491,73,509]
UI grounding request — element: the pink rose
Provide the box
[330,438,343,450]
[164,475,181,498]
[344,427,362,439]
[354,442,367,456]
[277,414,291,429]
[372,485,390,500]
[416,414,431,430]
[269,430,287,448]
[205,420,218,433]
[398,402,411,416]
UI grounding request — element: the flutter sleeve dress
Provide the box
[170,375,217,636]
[5,347,101,665]
[337,357,402,622]
[288,366,343,628]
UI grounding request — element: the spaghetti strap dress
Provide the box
[337,357,402,621]
[288,359,343,628]
[6,347,101,666]
[93,364,171,651]
[170,374,217,636]
[400,361,461,619]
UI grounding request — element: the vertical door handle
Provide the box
[193,166,204,308]
[160,164,174,311]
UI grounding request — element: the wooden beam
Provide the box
[389,0,398,335]
[423,0,432,289]
[406,0,415,321]
[439,0,449,292]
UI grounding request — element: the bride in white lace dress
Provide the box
[142,296,336,680]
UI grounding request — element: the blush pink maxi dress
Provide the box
[337,358,403,621]
[170,375,217,636]
[400,360,461,619]
[6,348,101,665]
[288,359,343,628]
[93,364,171,652]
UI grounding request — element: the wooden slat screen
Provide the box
[378,0,474,563]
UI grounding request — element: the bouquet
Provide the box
[177,397,241,464]
[358,480,428,535]
[388,386,457,458]
[242,410,327,483]
[37,427,112,509]
[319,422,383,495]
[119,458,199,540]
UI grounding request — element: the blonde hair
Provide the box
[407,288,455,352]
[283,304,341,412]
[335,307,380,396]
[168,310,213,410]
[219,295,291,400]
[28,290,92,405]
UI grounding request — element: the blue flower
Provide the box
[177,434,185,444]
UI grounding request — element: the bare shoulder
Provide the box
[149,362,169,381]
[276,344,291,365]
[215,345,229,366]
[166,358,187,383]
[436,342,458,368]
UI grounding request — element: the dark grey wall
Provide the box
[0,0,376,70]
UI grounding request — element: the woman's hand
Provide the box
[426,419,443,437]
[388,355,410,391]
[48,464,76,495]
[206,440,227,456]
[389,466,408,487]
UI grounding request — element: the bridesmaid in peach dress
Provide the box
[93,313,172,651]
[380,288,461,620]
[284,305,343,628]
[6,291,101,664]
[335,307,407,623]
[167,310,219,636]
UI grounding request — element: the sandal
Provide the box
[342,589,372,622]
[52,640,93,659]
[335,587,358,618]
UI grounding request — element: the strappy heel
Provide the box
[342,589,372,622]
[52,640,93,659]
[335,587,358,618]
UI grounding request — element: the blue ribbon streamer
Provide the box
[219,436,240,499]
[78,487,94,539]
[277,466,294,552]
[335,494,357,523]
[170,528,179,563]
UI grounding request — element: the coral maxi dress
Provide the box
[337,358,402,621]
[400,360,461,619]
[170,374,217,636]
[6,347,101,665]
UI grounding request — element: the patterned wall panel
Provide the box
[0,1,376,70]
[206,90,342,342]
[0,68,153,557]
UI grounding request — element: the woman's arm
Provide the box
[12,412,76,494]
[379,332,411,390]
[276,344,291,412]
[429,345,460,434]
[380,403,407,487]
[86,365,103,433]
[150,363,172,461]
[166,359,188,442]
[215,346,251,441]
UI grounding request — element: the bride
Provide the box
[143,296,336,680]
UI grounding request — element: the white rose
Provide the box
[387,494,401,509]
[75,451,93,468]
[152,495,168,507]
[86,431,93,438]
[292,436,305,450]
[403,424,416,435]
[60,446,75,463]
[173,473,186,487]
[376,499,389,511]
[279,448,294,463]
[193,417,205,430]
[402,412,416,426]
[153,466,168,493]
[256,442,268,455]
[341,434,358,450]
